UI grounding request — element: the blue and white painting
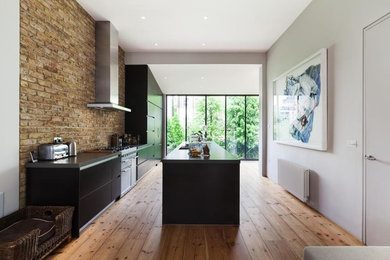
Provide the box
[273,49,327,151]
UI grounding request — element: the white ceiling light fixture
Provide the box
[164,76,168,79]
[140,16,146,20]
[201,43,206,46]
[200,76,205,80]
[203,16,208,20]
[154,43,159,46]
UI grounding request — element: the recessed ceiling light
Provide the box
[201,76,205,80]
[203,16,208,20]
[154,43,159,46]
[164,76,168,80]
[202,43,206,46]
[140,16,146,20]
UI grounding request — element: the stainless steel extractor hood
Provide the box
[87,21,131,113]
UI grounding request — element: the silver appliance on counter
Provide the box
[67,141,77,157]
[120,147,137,197]
[38,143,69,160]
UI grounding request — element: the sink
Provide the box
[179,143,189,149]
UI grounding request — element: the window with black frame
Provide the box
[166,95,260,160]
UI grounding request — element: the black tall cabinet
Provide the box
[125,65,163,179]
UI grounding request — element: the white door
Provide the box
[364,13,390,245]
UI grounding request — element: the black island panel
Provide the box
[162,142,240,225]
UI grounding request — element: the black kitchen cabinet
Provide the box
[138,160,156,180]
[110,158,122,201]
[137,145,149,165]
[147,68,163,108]
[125,65,163,144]
[136,144,155,180]
[125,65,163,180]
[26,154,121,237]
[79,182,112,228]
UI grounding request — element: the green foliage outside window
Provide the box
[166,96,259,159]
[187,97,205,141]
[206,97,225,147]
[246,96,260,159]
[226,96,246,158]
[167,111,184,153]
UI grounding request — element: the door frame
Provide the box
[362,11,390,245]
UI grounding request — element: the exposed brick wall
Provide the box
[19,0,125,207]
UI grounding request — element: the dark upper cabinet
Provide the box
[125,65,163,162]
[125,65,148,143]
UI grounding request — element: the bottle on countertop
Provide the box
[119,135,124,147]
[203,144,210,157]
[111,134,120,147]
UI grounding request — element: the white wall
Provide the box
[0,0,20,215]
[125,52,266,65]
[267,0,390,239]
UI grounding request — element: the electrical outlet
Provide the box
[0,192,4,218]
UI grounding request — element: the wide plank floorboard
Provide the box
[50,162,362,259]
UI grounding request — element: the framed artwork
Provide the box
[273,48,327,151]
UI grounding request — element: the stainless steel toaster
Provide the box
[38,143,69,160]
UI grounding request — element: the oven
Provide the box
[120,148,137,197]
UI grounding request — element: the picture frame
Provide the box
[273,48,327,151]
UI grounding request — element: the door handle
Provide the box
[365,155,377,161]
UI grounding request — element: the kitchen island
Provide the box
[162,142,240,225]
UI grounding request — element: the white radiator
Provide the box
[278,159,310,202]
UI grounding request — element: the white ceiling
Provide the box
[77,0,312,53]
[148,64,261,94]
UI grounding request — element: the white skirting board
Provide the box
[278,159,310,202]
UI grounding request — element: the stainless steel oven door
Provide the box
[130,156,137,187]
[121,157,131,169]
[121,166,131,197]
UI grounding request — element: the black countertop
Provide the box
[162,142,240,164]
[26,152,120,169]
[26,143,153,169]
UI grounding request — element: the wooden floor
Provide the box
[49,161,362,260]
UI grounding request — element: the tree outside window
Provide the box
[166,95,259,159]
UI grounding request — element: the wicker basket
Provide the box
[0,206,74,260]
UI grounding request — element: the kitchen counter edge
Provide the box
[26,152,120,169]
[162,141,240,164]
